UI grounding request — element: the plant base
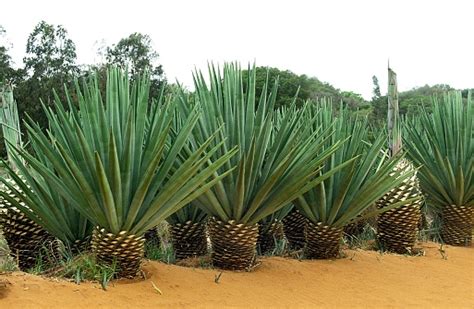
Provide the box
[344,219,367,237]
[208,217,258,270]
[144,227,161,246]
[170,221,207,260]
[377,204,422,254]
[257,221,283,254]
[0,208,58,270]
[282,209,306,250]
[68,237,91,256]
[441,205,473,246]
[376,160,422,253]
[305,221,343,259]
[91,227,145,278]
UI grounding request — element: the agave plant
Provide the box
[257,108,297,254]
[156,92,213,261]
[0,84,61,270]
[282,207,306,250]
[166,203,208,260]
[404,91,473,246]
[1,155,94,253]
[257,204,291,254]
[174,63,347,270]
[295,102,419,259]
[1,83,94,257]
[376,67,423,254]
[0,68,236,277]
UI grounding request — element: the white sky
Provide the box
[1,0,472,99]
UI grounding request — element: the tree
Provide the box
[369,83,460,124]
[15,21,78,130]
[0,26,23,83]
[372,75,381,99]
[251,67,303,108]
[24,21,78,79]
[337,91,370,117]
[1,26,26,158]
[242,66,367,110]
[0,25,11,157]
[0,26,11,81]
[399,84,454,115]
[105,33,165,97]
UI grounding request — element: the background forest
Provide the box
[1,20,472,157]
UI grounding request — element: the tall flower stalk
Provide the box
[376,67,423,254]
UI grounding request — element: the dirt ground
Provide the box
[0,242,472,308]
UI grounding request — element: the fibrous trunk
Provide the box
[418,211,428,231]
[282,209,306,250]
[344,207,377,237]
[0,208,58,270]
[344,218,367,237]
[257,221,283,254]
[144,227,161,246]
[376,161,422,254]
[170,220,207,260]
[305,220,343,259]
[377,205,421,253]
[91,227,145,278]
[441,205,473,246]
[208,217,258,270]
[69,237,91,255]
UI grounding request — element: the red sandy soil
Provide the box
[0,242,472,308]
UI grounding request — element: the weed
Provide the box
[214,272,223,283]
[259,238,288,257]
[0,256,17,272]
[0,234,17,272]
[438,244,448,260]
[145,242,176,264]
[344,224,377,250]
[35,252,119,290]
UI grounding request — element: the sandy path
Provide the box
[0,242,472,308]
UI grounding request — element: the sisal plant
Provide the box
[295,102,418,259]
[1,68,235,277]
[257,205,291,254]
[0,83,61,270]
[175,63,346,270]
[404,91,473,246]
[166,204,208,260]
[376,67,424,254]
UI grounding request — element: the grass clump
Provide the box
[0,234,17,272]
[145,242,176,265]
[343,225,377,250]
[44,254,117,290]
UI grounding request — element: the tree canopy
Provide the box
[105,32,165,97]
[0,20,471,159]
[243,66,369,112]
[0,26,22,83]
[24,21,78,79]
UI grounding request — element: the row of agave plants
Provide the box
[0,64,472,278]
